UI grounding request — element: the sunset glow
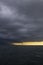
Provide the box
[11,41,43,46]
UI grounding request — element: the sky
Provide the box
[0,0,43,42]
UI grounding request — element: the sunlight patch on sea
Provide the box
[11,41,43,46]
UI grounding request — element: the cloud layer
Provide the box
[0,0,43,42]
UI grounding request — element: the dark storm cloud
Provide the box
[0,0,43,42]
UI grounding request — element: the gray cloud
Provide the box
[0,0,43,42]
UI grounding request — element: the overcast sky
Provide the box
[0,0,43,42]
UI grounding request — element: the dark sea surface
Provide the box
[0,45,43,65]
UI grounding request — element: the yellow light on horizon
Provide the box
[11,41,43,46]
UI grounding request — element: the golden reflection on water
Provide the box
[11,41,43,46]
